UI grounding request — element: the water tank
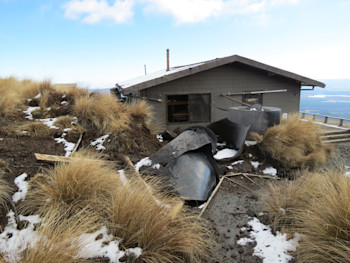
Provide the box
[228,106,281,135]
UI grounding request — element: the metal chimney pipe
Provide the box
[166,49,170,71]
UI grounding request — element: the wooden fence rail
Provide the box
[300,111,350,127]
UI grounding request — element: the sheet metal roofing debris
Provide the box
[207,118,250,159]
[148,126,220,201]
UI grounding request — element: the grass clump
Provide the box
[0,77,51,118]
[74,93,130,134]
[0,161,11,211]
[20,207,99,263]
[23,151,212,263]
[0,122,54,137]
[252,114,332,169]
[264,171,350,263]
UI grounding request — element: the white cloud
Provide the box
[142,0,223,23]
[63,0,135,24]
[62,0,299,24]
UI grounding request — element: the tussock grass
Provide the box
[263,175,320,233]
[0,122,54,137]
[0,161,11,211]
[253,114,332,169]
[127,100,152,120]
[21,207,99,263]
[74,93,130,134]
[23,151,212,262]
[53,116,76,130]
[0,78,41,118]
[296,172,350,263]
[264,171,350,263]
[22,151,119,216]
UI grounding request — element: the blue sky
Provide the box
[1,0,350,89]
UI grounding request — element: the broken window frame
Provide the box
[167,93,211,123]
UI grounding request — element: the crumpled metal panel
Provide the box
[166,152,218,201]
[149,127,217,165]
[207,118,250,159]
[148,126,220,201]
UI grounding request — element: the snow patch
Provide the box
[0,211,42,262]
[38,117,59,129]
[214,148,238,160]
[12,173,29,203]
[23,106,40,120]
[198,202,206,209]
[232,160,244,165]
[135,157,152,172]
[55,133,75,157]
[90,134,109,151]
[245,140,257,146]
[156,134,163,142]
[262,167,277,176]
[238,217,301,263]
[250,161,260,169]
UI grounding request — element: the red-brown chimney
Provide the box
[166,49,170,71]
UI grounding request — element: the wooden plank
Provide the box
[35,153,71,163]
[34,153,115,166]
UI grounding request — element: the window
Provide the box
[242,94,263,105]
[167,94,211,123]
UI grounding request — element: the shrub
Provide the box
[253,114,332,169]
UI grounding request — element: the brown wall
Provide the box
[139,63,300,131]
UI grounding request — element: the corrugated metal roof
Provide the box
[118,55,325,95]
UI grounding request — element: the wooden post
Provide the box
[324,116,328,123]
[340,119,344,127]
[301,112,305,119]
[313,114,316,121]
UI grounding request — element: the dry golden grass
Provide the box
[295,172,350,263]
[263,170,350,263]
[0,122,54,137]
[263,175,320,233]
[22,151,119,216]
[74,93,130,134]
[0,78,54,118]
[53,115,76,130]
[21,207,99,263]
[23,151,212,263]
[0,164,11,211]
[127,100,152,119]
[53,84,89,99]
[254,114,332,169]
